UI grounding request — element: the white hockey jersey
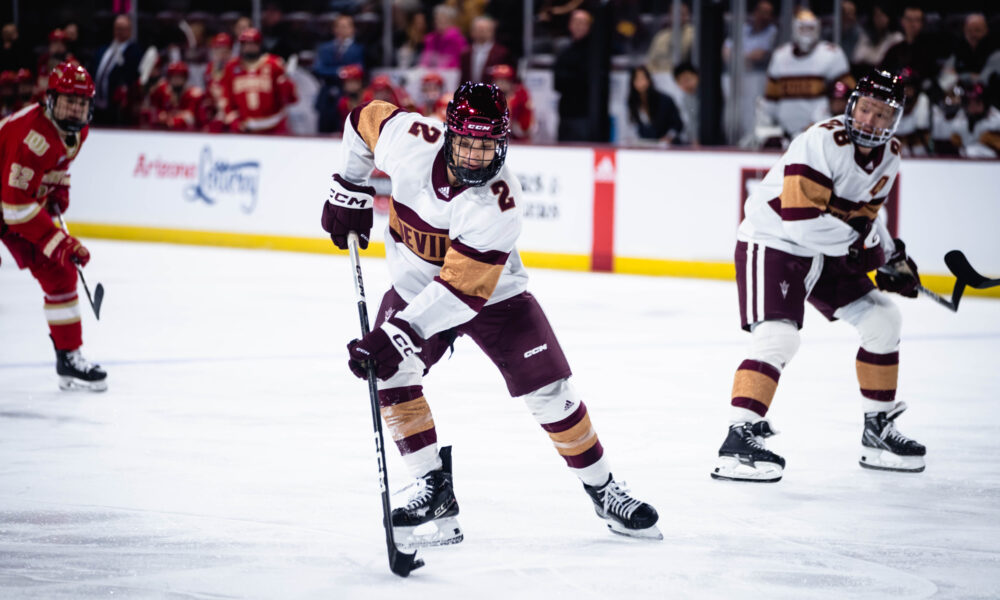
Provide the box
[762,42,854,136]
[338,100,529,339]
[739,115,899,259]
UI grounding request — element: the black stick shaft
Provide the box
[55,213,102,320]
[346,232,422,577]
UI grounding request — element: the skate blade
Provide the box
[59,376,108,392]
[606,521,663,540]
[711,456,782,482]
[859,448,925,473]
[394,517,464,550]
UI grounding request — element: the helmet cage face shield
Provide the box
[445,129,508,186]
[444,83,510,186]
[844,91,903,148]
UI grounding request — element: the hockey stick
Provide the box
[916,284,959,312]
[55,212,104,320]
[945,250,1000,290]
[346,231,424,578]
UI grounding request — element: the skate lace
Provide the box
[881,422,911,446]
[67,350,96,372]
[601,480,642,520]
[402,478,436,510]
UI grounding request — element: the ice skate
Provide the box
[583,474,662,540]
[859,402,925,472]
[711,420,785,482]
[391,446,463,550]
[56,347,108,392]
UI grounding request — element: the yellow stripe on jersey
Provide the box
[356,100,400,152]
[765,76,826,100]
[438,247,505,301]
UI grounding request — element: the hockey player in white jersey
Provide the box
[756,10,855,144]
[321,83,661,544]
[712,71,927,483]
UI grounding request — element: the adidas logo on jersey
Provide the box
[779,280,790,299]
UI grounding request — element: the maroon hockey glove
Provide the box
[321,174,375,250]
[845,225,886,274]
[46,185,70,216]
[347,317,422,380]
[875,238,920,298]
[40,230,90,268]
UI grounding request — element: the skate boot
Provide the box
[391,445,463,549]
[56,347,108,392]
[583,474,662,540]
[711,420,785,482]
[859,402,925,472]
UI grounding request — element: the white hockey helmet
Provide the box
[792,10,821,53]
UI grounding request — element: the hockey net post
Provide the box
[347,231,424,578]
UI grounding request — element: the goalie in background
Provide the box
[712,70,927,483]
[0,62,107,391]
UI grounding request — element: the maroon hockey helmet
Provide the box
[46,62,95,132]
[445,82,510,186]
[845,69,904,148]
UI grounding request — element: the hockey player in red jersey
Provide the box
[0,62,107,391]
[321,83,661,546]
[143,62,209,131]
[487,65,534,140]
[712,71,925,483]
[220,28,297,134]
[204,33,233,131]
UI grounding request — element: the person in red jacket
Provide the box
[487,64,534,140]
[335,63,365,126]
[0,62,107,391]
[220,28,297,134]
[143,61,209,130]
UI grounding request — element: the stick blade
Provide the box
[945,251,995,289]
[388,547,423,577]
[92,283,105,320]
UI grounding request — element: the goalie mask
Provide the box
[791,10,821,53]
[844,70,904,148]
[46,62,95,133]
[445,82,509,186]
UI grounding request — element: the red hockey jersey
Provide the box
[143,80,209,131]
[220,54,297,133]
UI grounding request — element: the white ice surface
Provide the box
[1,240,999,599]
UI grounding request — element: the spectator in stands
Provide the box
[38,30,73,85]
[0,24,32,72]
[647,2,695,74]
[396,11,427,68]
[14,68,34,110]
[460,16,510,84]
[672,61,699,145]
[895,68,932,156]
[92,14,143,126]
[418,71,449,121]
[838,1,862,61]
[314,15,366,133]
[722,0,777,140]
[554,9,595,142]
[949,13,997,81]
[852,3,903,72]
[261,2,295,60]
[950,81,1000,158]
[931,83,965,155]
[420,5,467,69]
[488,64,534,140]
[485,0,524,61]
[810,79,851,123]
[0,70,16,116]
[882,5,938,83]
[622,65,683,146]
[538,0,587,42]
[362,74,415,111]
[232,16,252,56]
